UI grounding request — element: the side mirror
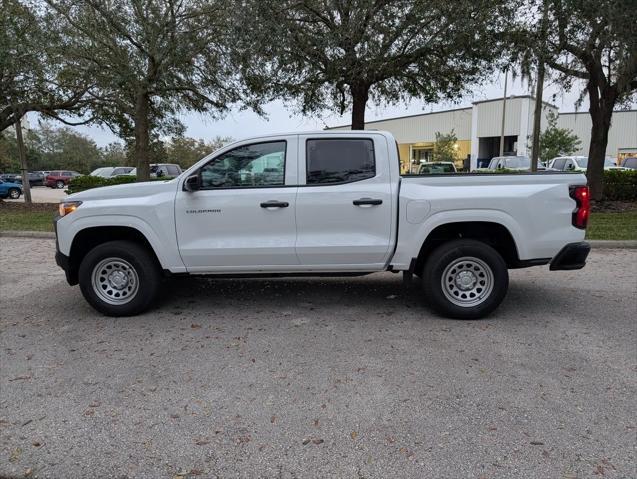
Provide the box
[183,174,201,192]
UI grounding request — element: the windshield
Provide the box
[489,157,530,169]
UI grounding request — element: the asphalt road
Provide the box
[1,239,635,479]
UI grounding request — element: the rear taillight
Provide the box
[569,185,590,229]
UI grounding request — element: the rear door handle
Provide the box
[353,198,382,206]
[260,200,289,208]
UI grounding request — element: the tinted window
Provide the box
[552,159,566,170]
[62,171,72,176]
[306,139,375,184]
[166,165,181,176]
[622,158,637,169]
[200,141,286,188]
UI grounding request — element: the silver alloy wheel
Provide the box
[9,189,20,199]
[441,256,494,307]
[91,257,139,305]
[56,181,64,189]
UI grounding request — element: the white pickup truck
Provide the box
[54,131,591,319]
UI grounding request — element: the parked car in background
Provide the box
[45,171,82,188]
[417,162,457,174]
[15,171,45,187]
[549,156,625,171]
[0,173,20,183]
[126,164,183,178]
[0,178,23,199]
[480,156,553,172]
[620,157,637,170]
[90,167,135,178]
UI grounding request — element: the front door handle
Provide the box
[353,198,383,206]
[260,200,289,208]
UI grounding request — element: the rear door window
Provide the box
[306,138,375,185]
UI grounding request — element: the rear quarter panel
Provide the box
[392,173,587,269]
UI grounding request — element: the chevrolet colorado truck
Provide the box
[54,131,591,319]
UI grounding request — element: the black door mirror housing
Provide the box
[184,174,201,192]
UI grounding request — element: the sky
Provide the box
[47,71,604,147]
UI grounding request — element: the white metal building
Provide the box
[327,96,637,173]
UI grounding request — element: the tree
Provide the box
[241,0,512,129]
[0,0,95,132]
[540,0,637,200]
[163,135,232,168]
[432,130,459,164]
[48,0,254,180]
[538,110,581,162]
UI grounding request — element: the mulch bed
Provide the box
[591,200,637,213]
[0,201,58,213]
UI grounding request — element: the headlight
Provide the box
[59,201,82,217]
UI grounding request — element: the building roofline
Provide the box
[559,109,636,115]
[325,105,472,130]
[471,94,558,109]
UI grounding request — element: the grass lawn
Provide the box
[0,203,56,232]
[587,211,637,240]
[1,202,636,240]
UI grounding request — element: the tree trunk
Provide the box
[530,61,545,172]
[586,81,616,201]
[350,84,369,130]
[15,117,32,204]
[134,91,151,182]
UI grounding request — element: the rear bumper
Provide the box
[550,241,590,271]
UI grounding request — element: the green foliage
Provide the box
[48,0,252,180]
[240,0,512,128]
[66,174,171,194]
[538,111,581,162]
[432,130,459,164]
[0,0,94,131]
[164,136,231,168]
[602,170,637,201]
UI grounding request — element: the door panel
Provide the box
[175,136,299,271]
[295,135,393,267]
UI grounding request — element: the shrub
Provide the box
[66,175,171,194]
[602,170,637,201]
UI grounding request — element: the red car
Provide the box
[45,170,81,188]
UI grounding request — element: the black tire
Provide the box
[8,188,21,199]
[56,180,65,189]
[78,240,162,317]
[422,239,508,319]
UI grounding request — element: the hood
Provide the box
[67,179,177,201]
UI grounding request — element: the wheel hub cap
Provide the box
[91,258,139,305]
[441,256,494,308]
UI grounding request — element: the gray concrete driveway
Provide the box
[4,186,67,204]
[1,238,635,479]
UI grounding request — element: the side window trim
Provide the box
[197,140,288,190]
[304,137,376,186]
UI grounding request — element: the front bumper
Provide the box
[54,216,78,285]
[549,242,590,271]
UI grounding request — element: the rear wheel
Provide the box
[78,240,162,316]
[422,239,508,319]
[8,188,21,199]
[55,180,65,189]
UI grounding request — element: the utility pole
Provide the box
[499,68,508,157]
[15,116,32,204]
[531,1,549,172]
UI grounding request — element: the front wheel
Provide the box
[8,188,21,199]
[78,240,162,317]
[422,239,508,319]
[55,180,65,189]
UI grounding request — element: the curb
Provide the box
[1,231,636,248]
[587,240,637,249]
[0,230,56,239]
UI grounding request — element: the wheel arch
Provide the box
[66,226,162,285]
[414,221,521,274]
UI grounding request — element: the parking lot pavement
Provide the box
[1,239,635,479]
[5,186,67,204]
